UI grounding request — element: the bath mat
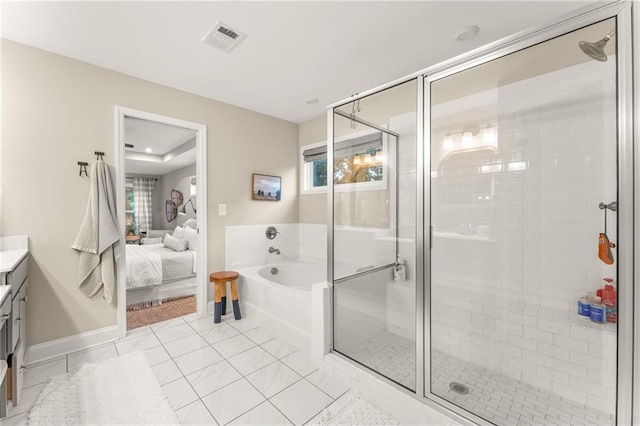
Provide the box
[308,390,399,425]
[28,351,179,425]
[127,295,196,329]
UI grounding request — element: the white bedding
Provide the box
[126,244,196,290]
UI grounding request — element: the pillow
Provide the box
[183,226,198,251]
[141,237,163,245]
[163,233,188,252]
[172,226,185,239]
[183,218,197,229]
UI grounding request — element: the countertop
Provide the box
[0,285,9,306]
[0,236,29,273]
[0,249,29,273]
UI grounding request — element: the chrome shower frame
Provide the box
[327,1,635,424]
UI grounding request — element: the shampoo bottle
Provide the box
[577,292,591,317]
[590,296,606,324]
[601,278,617,323]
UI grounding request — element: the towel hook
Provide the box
[95,151,105,161]
[599,201,617,212]
[77,162,88,177]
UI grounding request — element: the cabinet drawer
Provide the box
[7,257,27,292]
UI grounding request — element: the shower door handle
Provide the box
[429,225,433,249]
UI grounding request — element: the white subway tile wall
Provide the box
[430,57,618,415]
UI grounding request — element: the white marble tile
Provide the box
[115,333,161,356]
[154,322,197,345]
[143,345,171,366]
[270,380,334,426]
[180,312,199,323]
[125,325,153,338]
[246,361,303,398]
[260,337,298,359]
[67,343,118,372]
[227,401,293,426]
[173,346,223,376]
[280,351,317,377]
[2,411,28,426]
[163,334,209,358]
[6,383,45,417]
[201,378,265,425]
[243,327,276,345]
[225,317,260,333]
[161,377,199,411]
[306,370,349,399]
[23,357,67,388]
[200,323,240,345]
[151,359,183,386]
[185,360,242,397]
[188,316,219,333]
[150,316,187,332]
[212,334,256,358]
[176,400,219,426]
[227,346,278,376]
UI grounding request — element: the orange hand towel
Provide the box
[598,233,615,265]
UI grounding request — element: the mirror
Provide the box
[165,200,177,222]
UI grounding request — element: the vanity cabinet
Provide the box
[0,236,29,417]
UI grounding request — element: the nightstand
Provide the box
[125,235,141,245]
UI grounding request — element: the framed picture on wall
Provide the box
[252,173,281,201]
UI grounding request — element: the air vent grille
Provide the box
[202,21,246,52]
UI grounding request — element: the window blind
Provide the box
[302,132,382,162]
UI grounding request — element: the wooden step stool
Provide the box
[209,271,241,323]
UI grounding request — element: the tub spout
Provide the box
[269,247,281,255]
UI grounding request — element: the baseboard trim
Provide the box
[26,325,119,366]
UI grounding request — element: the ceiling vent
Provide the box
[202,22,246,52]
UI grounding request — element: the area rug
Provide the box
[127,295,196,330]
[309,390,399,425]
[28,351,179,425]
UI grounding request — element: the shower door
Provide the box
[427,18,624,425]
[331,80,418,390]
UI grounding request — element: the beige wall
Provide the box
[1,40,299,345]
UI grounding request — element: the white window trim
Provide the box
[300,129,390,195]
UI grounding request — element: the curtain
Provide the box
[133,178,155,232]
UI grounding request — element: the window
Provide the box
[125,182,137,233]
[301,131,386,193]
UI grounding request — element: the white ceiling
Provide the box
[1,1,601,123]
[124,117,196,175]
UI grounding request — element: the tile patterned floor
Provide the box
[2,313,350,426]
[348,330,416,390]
[349,330,614,426]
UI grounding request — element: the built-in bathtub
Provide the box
[237,262,326,351]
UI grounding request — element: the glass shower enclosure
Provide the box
[328,3,634,425]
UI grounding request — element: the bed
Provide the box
[125,241,197,309]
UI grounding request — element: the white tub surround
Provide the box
[236,264,320,353]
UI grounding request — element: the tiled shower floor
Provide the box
[350,331,614,426]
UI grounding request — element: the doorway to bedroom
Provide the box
[115,107,208,335]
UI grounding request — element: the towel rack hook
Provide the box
[77,162,89,177]
[95,151,105,161]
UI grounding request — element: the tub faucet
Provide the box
[268,247,281,255]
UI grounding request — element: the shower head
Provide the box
[579,29,615,62]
